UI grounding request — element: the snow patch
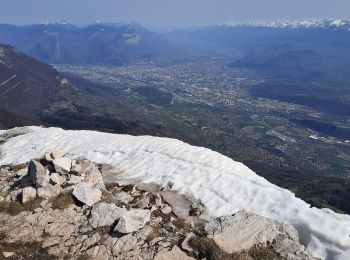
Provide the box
[0,126,349,259]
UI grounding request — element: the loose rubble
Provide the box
[0,151,318,259]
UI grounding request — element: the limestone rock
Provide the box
[16,168,28,177]
[53,157,71,175]
[51,150,65,159]
[37,184,62,199]
[114,209,151,233]
[132,196,150,209]
[205,210,280,253]
[112,233,138,254]
[90,203,125,228]
[83,162,105,189]
[161,191,192,219]
[155,194,162,207]
[43,153,53,162]
[22,187,37,203]
[70,163,83,175]
[5,189,21,202]
[154,246,194,260]
[113,191,134,204]
[3,252,14,258]
[67,175,82,185]
[72,182,102,206]
[160,204,172,214]
[273,224,317,260]
[86,245,111,259]
[137,182,161,193]
[81,233,101,251]
[0,183,11,193]
[50,172,66,186]
[73,160,93,176]
[29,160,50,188]
[205,209,316,260]
[111,226,152,256]
[42,236,62,248]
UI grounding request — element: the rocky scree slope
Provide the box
[0,150,315,259]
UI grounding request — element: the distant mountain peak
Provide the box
[39,20,71,26]
[99,21,147,32]
[226,18,350,30]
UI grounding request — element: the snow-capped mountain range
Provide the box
[37,18,350,30]
[1,126,350,260]
[226,18,350,30]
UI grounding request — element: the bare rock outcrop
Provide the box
[0,150,318,260]
[205,210,317,260]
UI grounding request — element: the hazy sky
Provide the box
[1,0,349,29]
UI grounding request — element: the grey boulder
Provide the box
[37,184,62,199]
[90,203,125,228]
[50,172,66,186]
[53,157,71,175]
[22,187,37,203]
[72,183,102,206]
[114,209,151,234]
[29,160,50,188]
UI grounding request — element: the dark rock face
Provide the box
[0,44,108,129]
[0,44,64,123]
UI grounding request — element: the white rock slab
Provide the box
[114,209,151,233]
[72,182,102,206]
[22,186,37,203]
[90,203,125,228]
[53,157,71,174]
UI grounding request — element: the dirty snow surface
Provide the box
[0,126,350,260]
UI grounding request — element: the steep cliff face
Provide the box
[0,126,350,259]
